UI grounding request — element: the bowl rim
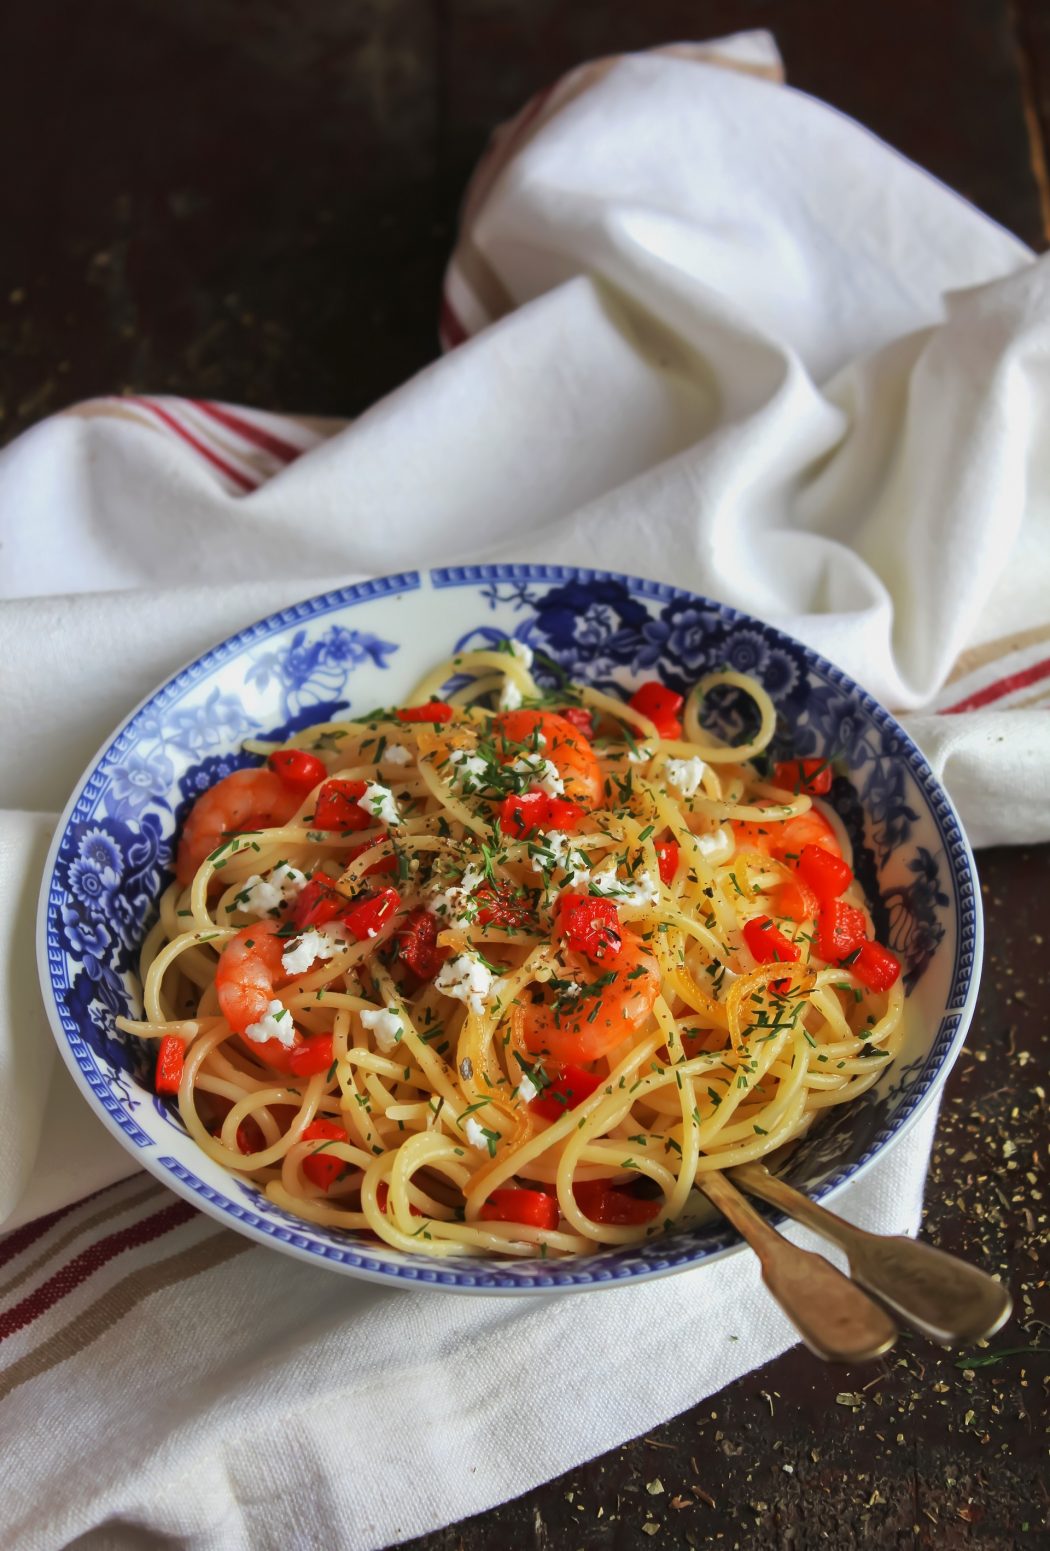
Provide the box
[36,562,983,1293]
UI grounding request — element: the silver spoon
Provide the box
[730,1160,1012,1346]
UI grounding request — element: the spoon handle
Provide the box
[699,1170,897,1364]
[730,1161,1012,1347]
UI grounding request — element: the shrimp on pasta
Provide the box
[118,642,904,1258]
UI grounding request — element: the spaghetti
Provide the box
[117,643,904,1258]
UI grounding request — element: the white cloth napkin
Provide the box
[1,33,1045,1549]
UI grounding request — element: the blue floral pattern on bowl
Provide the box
[38,566,981,1293]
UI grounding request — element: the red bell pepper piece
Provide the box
[558,705,595,739]
[155,1034,185,1095]
[499,791,585,838]
[395,907,448,979]
[628,681,684,739]
[818,900,868,963]
[267,749,328,795]
[346,839,398,877]
[375,1180,422,1216]
[475,884,533,930]
[300,1118,346,1191]
[236,1118,264,1155]
[292,875,348,930]
[655,839,679,886]
[773,758,833,796]
[573,1179,662,1225]
[555,893,622,963]
[312,779,372,832]
[742,915,801,967]
[288,1032,335,1078]
[529,1063,602,1120]
[798,843,853,903]
[341,885,400,941]
[850,940,901,992]
[479,1187,560,1231]
[396,701,453,723]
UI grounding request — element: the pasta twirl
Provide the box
[117,645,904,1259]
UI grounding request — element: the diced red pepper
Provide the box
[655,839,679,886]
[475,884,533,930]
[235,1117,264,1155]
[292,875,348,930]
[742,915,801,967]
[628,681,684,740]
[242,1034,298,1073]
[395,907,448,979]
[312,778,372,832]
[268,749,328,795]
[798,843,853,904]
[155,1034,185,1095]
[573,1179,662,1225]
[300,1118,346,1191]
[499,790,585,838]
[558,705,595,739]
[770,876,821,923]
[341,885,400,941]
[529,1063,602,1120]
[850,940,901,992]
[773,758,834,796]
[375,1180,422,1216]
[396,701,453,723]
[818,900,868,963]
[288,1032,335,1078]
[479,1187,560,1231]
[555,893,622,963]
[346,839,398,877]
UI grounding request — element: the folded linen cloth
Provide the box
[1,32,1045,1550]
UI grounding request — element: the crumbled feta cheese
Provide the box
[449,749,489,790]
[498,678,523,711]
[244,999,296,1048]
[627,746,652,763]
[280,924,348,976]
[429,863,485,925]
[507,640,533,668]
[664,756,707,799]
[357,781,400,827]
[463,1116,487,1150]
[509,755,563,797]
[381,743,413,767]
[360,1006,404,1052]
[435,952,495,1016]
[517,1073,539,1104]
[696,824,733,858]
[529,829,574,872]
[237,864,308,916]
[590,866,662,907]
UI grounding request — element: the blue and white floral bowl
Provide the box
[37,566,981,1293]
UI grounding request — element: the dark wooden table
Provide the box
[3,4,1047,1546]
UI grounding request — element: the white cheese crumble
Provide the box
[381,743,413,767]
[517,1073,539,1104]
[529,829,575,873]
[498,678,523,711]
[508,640,534,668]
[664,756,707,799]
[696,824,733,859]
[357,781,400,827]
[589,865,662,908]
[280,924,349,976]
[238,863,309,916]
[435,952,495,1017]
[448,749,489,790]
[360,1006,404,1052]
[627,746,653,763]
[429,863,485,925]
[509,755,564,797]
[463,1116,488,1150]
[244,999,296,1048]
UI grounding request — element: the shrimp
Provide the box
[521,929,660,1062]
[176,768,302,886]
[216,921,298,1068]
[493,709,604,807]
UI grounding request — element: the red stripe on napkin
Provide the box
[128,398,258,491]
[0,1200,196,1343]
[190,400,304,463]
[940,655,1050,713]
[439,295,468,349]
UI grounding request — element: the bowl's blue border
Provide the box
[38,564,981,1292]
